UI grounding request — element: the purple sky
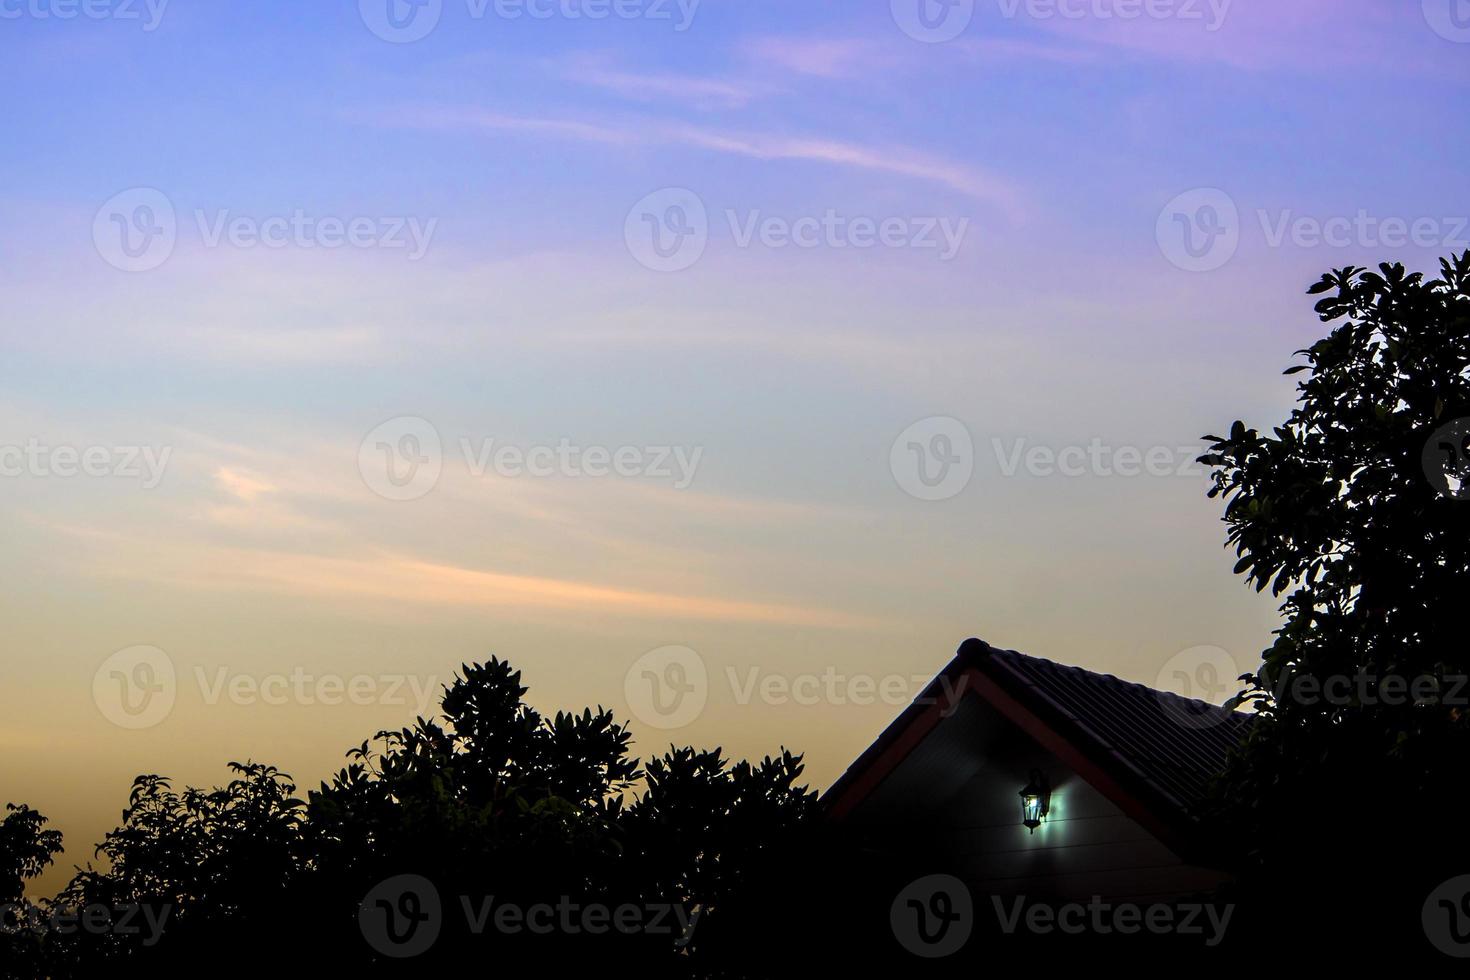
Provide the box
[2,0,1468,891]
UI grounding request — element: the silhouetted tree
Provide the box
[27,658,816,974]
[1201,252,1470,954]
[0,805,62,980]
[49,763,307,973]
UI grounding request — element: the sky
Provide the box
[2,0,1468,894]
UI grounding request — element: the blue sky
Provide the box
[2,0,1468,891]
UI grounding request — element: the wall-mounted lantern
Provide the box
[1019,770,1050,833]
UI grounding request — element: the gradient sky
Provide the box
[3,0,1468,894]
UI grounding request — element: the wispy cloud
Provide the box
[552,55,766,109]
[197,548,881,628]
[203,465,346,532]
[54,518,880,629]
[214,466,276,503]
[667,124,1022,214]
[370,106,1025,216]
[33,419,887,631]
[394,105,636,145]
[186,325,384,364]
[743,37,897,79]
[957,37,1107,66]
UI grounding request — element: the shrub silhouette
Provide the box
[1,805,63,979]
[18,659,817,974]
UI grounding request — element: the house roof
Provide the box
[823,639,1253,854]
[978,641,1252,813]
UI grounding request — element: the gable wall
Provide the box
[843,690,1229,902]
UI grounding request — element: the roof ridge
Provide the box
[963,637,1248,723]
[962,638,1253,821]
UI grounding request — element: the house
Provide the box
[823,638,1251,904]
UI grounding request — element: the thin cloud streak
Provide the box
[214,467,277,503]
[65,529,884,630]
[956,37,1107,65]
[552,58,765,109]
[742,37,896,78]
[379,105,636,144]
[28,420,891,630]
[367,106,1026,216]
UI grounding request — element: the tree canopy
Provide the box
[7,659,817,975]
[1201,252,1470,941]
